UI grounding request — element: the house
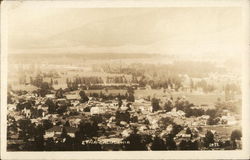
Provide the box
[69,118,81,128]
[13,115,25,121]
[22,108,31,118]
[200,115,210,120]
[66,127,79,138]
[175,129,192,141]
[177,110,185,117]
[46,94,55,99]
[44,126,79,139]
[71,100,80,107]
[31,119,39,125]
[8,104,16,111]
[135,98,146,103]
[42,114,50,120]
[76,103,87,112]
[90,106,106,115]
[121,129,133,138]
[66,94,80,101]
[220,115,237,125]
[166,124,173,132]
[120,106,128,111]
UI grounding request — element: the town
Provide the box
[7,56,242,151]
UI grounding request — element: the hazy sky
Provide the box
[7,4,244,57]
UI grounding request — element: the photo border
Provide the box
[1,0,249,159]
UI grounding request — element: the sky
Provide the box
[7,3,244,57]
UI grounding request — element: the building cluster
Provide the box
[7,87,241,151]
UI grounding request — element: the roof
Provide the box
[46,126,62,132]
[10,134,19,139]
[66,94,80,100]
[176,129,186,136]
[46,94,55,98]
[182,134,191,138]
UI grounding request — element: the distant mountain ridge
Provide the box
[8,53,169,65]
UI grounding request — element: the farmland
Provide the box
[82,89,225,107]
[202,124,241,140]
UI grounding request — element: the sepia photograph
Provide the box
[1,0,250,159]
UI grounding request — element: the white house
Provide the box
[44,126,79,139]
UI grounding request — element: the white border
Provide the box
[1,0,250,159]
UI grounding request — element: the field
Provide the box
[85,89,127,96]
[202,124,241,140]
[134,89,225,106]
[83,89,226,107]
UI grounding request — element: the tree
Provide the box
[30,76,34,85]
[79,90,89,103]
[16,101,32,111]
[127,87,135,94]
[54,80,58,85]
[151,98,160,112]
[171,124,183,136]
[206,109,220,125]
[17,119,35,141]
[190,140,199,150]
[127,93,135,102]
[223,140,233,150]
[64,136,75,151]
[164,101,172,112]
[231,129,242,141]
[56,100,68,115]
[186,127,192,136]
[151,136,166,150]
[100,91,104,98]
[165,134,177,150]
[39,82,50,97]
[16,103,23,111]
[33,124,45,151]
[115,110,130,124]
[123,132,147,151]
[204,130,214,148]
[43,120,53,130]
[64,121,70,127]
[50,78,53,87]
[118,97,123,108]
[178,140,194,150]
[158,117,172,129]
[126,87,135,102]
[66,78,70,88]
[61,127,68,139]
[55,88,64,99]
[7,92,13,104]
[205,109,218,117]
[207,117,220,125]
[179,140,187,150]
[190,78,194,91]
[45,99,56,114]
[76,121,99,139]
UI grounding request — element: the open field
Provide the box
[134,89,225,105]
[84,89,226,107]
[85,89,127,96]
[202,124,241,140]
